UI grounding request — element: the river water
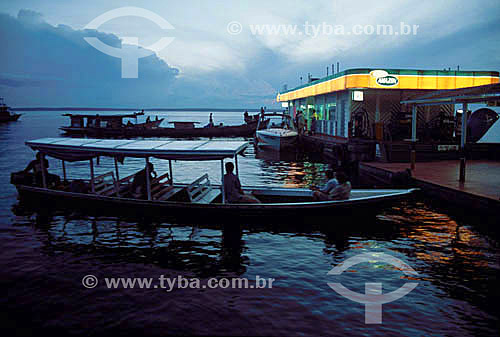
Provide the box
[0,111,498,336]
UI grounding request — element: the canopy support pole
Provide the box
[62,160,67,182]
[40,154,47,188]
[221,159,225,204]
[89,158,95,193]
[459,103,468,183]
[235,155,239,177]
[169,160,173,185]
[145,157,152,201]
[114,157,120,197]
[114,158,120,182]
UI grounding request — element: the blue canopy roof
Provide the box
[26,138,249,161]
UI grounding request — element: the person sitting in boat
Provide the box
[223,162,260,204]
[146,116,151,123]
[328,171,351,200]
[131,162,157,199]
[311,170,338,201]
[23,152,60,187]
[244,110,250,123]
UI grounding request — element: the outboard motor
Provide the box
[467,108,499,143]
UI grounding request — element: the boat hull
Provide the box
[256,130,298,151]
[14,184,417,224]
[0,114,21,123]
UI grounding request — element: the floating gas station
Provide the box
[277,67,500,213]
[277,68,499,142]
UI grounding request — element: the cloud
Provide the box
[0,9,278,107]
[0,1,499,108]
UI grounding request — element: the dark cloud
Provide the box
[0,10,180,107]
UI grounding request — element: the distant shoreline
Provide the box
[12,107,283,112]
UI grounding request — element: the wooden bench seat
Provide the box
[92,172,118,196]
[186,174,221,204]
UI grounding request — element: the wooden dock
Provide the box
[360,160,500,214]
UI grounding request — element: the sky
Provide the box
[0,0,499,108]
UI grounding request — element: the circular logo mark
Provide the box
[227,21,243,35]
[82,274,99,288]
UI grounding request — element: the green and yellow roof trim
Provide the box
[277,68,500,102]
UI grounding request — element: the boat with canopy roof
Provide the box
[11,138,417,223]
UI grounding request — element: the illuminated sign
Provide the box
[352,91,364,101]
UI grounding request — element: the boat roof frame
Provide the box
[62,112,144,119]
[26,138,249,161]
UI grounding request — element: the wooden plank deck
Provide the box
[360,161,500,214]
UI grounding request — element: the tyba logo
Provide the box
[327,252,419,324]
[84,7,175,78]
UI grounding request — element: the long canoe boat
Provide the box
[60,113,269,138]
[11,138,417,223]
[60,112,164,137]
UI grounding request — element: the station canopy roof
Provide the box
[26,138,249,162]
[401,83,500,106]
[277,68,499,102]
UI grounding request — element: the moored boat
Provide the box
[60,113,268,138]
[0,98,21,123]
[60,112,164,137]
[11,138,417,224]
[256,113,298,151]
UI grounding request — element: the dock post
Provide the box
[410,105,417,171]
[459,103,468,183]
[40,153,47,188]
[145,157,152,201]
[89,158,95,193]
[221,159,225,204]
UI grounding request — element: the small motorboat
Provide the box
[11,138,417,224]
[256,113,298,151]
[0,98,21,123]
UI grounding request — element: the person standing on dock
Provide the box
[311,109,317,135]
[311,170,338,201]
[297,110,305,134]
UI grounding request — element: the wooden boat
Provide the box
[61,113,268,138]
[140,118,269,138]
[11,138,417,223]
[60,112,164,137]
[256,113,298,150]
[0,98,21,123]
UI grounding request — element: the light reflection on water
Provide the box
[1,111,499,336]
